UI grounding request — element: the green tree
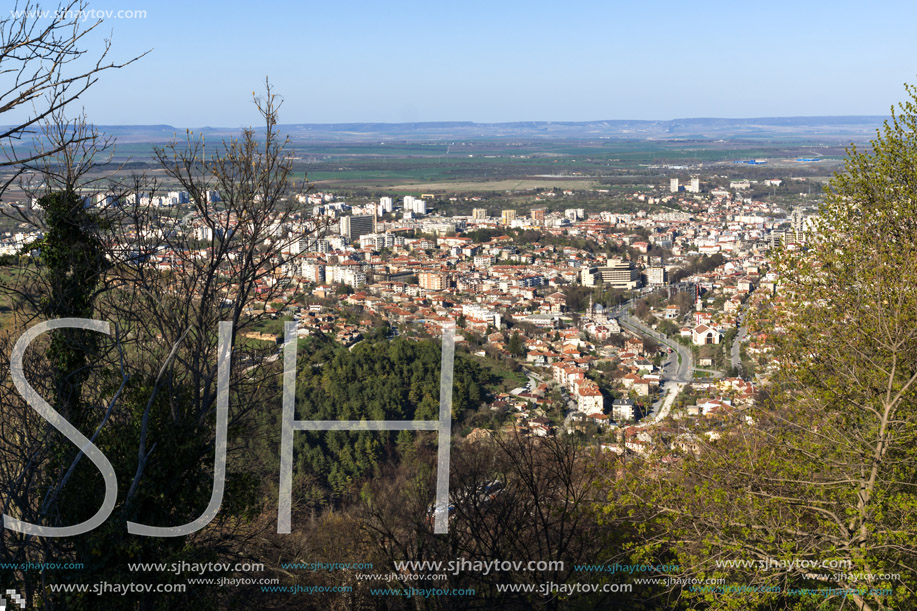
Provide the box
[614,85,917,611]
[37,189,108,426]
[285,337,488,506]
[0,85,319,610]
[507,330,525,357]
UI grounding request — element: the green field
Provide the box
[3,136,844,201]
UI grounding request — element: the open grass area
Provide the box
[468,352,529,393]
[383,178,601,192]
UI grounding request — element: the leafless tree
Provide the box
[0,84,329,608]
[92,83,329,517]
[358,432,624,609]
[0,0,145,195]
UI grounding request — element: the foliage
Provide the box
[0,85,319,609]
[359,434,649,609]
[614,85,917,611]
[281,337,489,504]
[563,285,625,312]
[670,253,726,283]
[507,330,525,357]
[35,189,108,425]
[465,227,505,243]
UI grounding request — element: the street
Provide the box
[613,300,694,424]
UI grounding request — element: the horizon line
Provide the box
[75,115,889,130]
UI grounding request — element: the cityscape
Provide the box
[0,1,915,610]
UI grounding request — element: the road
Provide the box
[613,301,694,424]
[730,311,748,371]
[646,379,682,425]
[243,350,280,375]
[616,311,693,383]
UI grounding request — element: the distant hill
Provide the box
[64,116,889,143]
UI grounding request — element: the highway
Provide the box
[615,308,693,384]
[613,301,694,424]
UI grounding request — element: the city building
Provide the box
[359,232,396,250]
[692,325,722,345]
[462,304,501,330]
[340,214,376,242]
[403,195,428,215]
[564,208,585,221]
[418,272,448,291]
[612,399,636,422]
[531,208,546,226]
[577,382,604,415]
[501,209,517,225]
[472,208,488,220]
[301,263,325,284]
[647,266,667,286]
[583,259,641,290]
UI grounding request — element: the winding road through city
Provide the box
[614,302,694,424]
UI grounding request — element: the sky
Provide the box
[9,0,917,126]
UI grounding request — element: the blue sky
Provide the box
[14,0,917,126]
